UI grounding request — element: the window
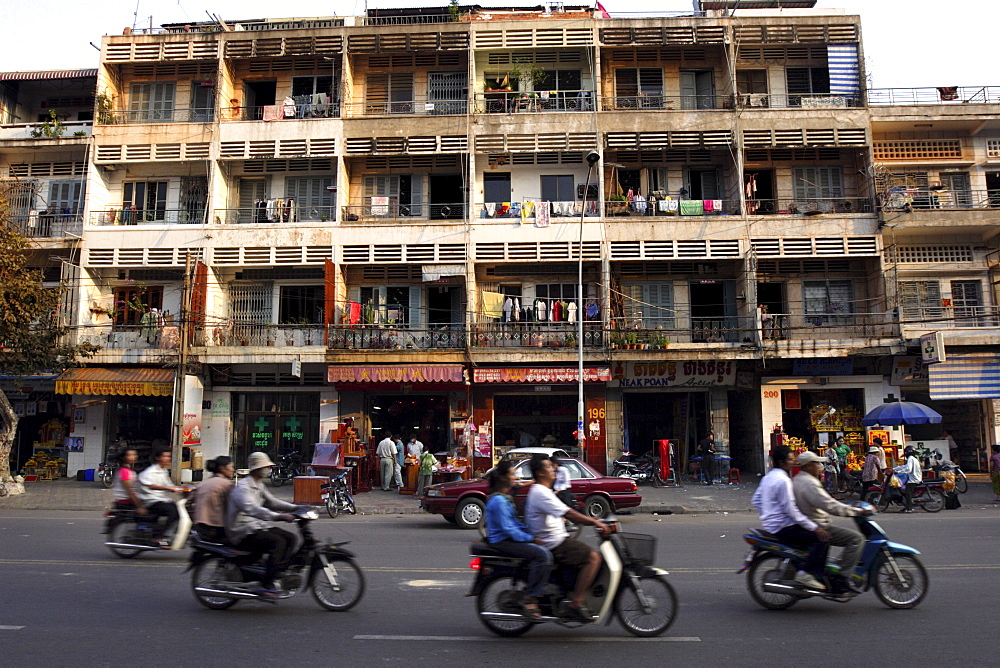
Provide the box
[484,173,512,203]
[229,283,273,344]
[129,82,175,121]
[899,281,942,321]
[112,285,163,329]
[951,280,983,325]
[47,180,85,216]
[122,181,168,222]
[614,68,663,108]
[623,283,674,329]
[427,71,467,114]
[540,175,575,202]
[737,70,769,107]
[803,279,854,325]
[987,140,1000,159]
[786,67,829,105]
[558,460,595,479]
[680,70,715,109]
[360,286,413,325]
[363,174,422,216]
[365,73,414,114]
[292,75,335,99]
[792,167,843,200]
[279,286,325,324]
[534,283,579,322]
[284,176,335,221]
[537,69,582,92]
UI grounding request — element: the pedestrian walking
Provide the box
[698,430,717,485]
[990,444,1000,503]
[375,435,397,491]
[416,449,437,496]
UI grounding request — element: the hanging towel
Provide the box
[712,199,722,213]
[535,201,550,227]
[658,199,670,212]
[680,200,704,216]
[485,202,497,217]
[481,291,505,319]
[262,105,283,122]
[703,199,715,212]
[512,298,520,322]
[348,301,362,325]
[283,96,297,118]
[521,201,534,224]
[503,297,513,322]
[567,302,578,323]
[665,199,679,214]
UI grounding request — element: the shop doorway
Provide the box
[430,174,464,219]
[493,393,577,455]
[232,393,319,467]
[779,388,864,452]
[108,395,173,466]
[623,392,709,463]
[368,394,450,452]
[728,389,764,475]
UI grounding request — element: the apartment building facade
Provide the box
[4,1,999,478]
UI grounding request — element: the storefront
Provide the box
[231,393,320,467]
[328,364,468,455]
[470,366,610,473]
[2,376,68,476]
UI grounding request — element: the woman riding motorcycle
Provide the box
[191,455,234,543]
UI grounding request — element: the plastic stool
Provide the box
[728,468,741,484]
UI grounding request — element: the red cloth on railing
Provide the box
[348,301,361,325]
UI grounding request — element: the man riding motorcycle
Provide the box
[792,451,872,594]
[524,454,608,621]
[226,451,307,598]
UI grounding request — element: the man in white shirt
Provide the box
[751,446,831,590]
[375,434,397,491]
[391,433,404,489]
[406,436,424,458]
[894,446,923,513]
[525,454,607,621]
[137,446,184,544]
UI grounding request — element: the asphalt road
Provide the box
[1,508,997,666]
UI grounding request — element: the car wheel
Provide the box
[583,495,612,519]
[455,498,485,530]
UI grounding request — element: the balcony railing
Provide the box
[342,202,465,222]
[76,326,180,350]
[211,207,337,225]
[900,306,1000,330]
[735,93,862,109]
[98,108,215,124]
[9,213,83,238]
[600,94,730,111]
[471,323,603,349]
[329,324,466,350]
[746,197,875,216]
[476,201,600,220]
[195,324,327,347]
[89,208,207,225]
[342,99,467,117]
[223,101,339,121]
[882,189,1000,211]
[476,90,595,114]
[360,14,457,25]
[0,121,93,140]
[867,86,1000,106]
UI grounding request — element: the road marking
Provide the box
[0,626,25,630]
[404,579,465,587]
[354,635,700,642]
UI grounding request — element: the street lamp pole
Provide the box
[578,151,600,461]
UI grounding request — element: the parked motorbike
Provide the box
[321,470,357,519]
[269,451,305,487]
[739,501,928,610]
[96,461,118,489]
[865,477,945,513]
[611,451,664,486]
[103,493,192,558]
[187,508,365,611]
[468,519,678,637]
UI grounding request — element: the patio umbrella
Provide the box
[861,401,942,426]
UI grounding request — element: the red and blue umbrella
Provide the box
[861,401,942,426]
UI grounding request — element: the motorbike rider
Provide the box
[110,447,146,515]
[484,460,553,620]
[893,445,923,513]
[751,445,831,591]
[137,445,184,546]
[226,452,307,597]
[524,454,608,621]
[792,451,872,594]
[191,455,234,543]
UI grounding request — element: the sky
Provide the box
[0,0,992,89]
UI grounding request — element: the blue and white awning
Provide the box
[827,44,860,96]
[928,353,1000,400]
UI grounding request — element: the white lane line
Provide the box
[0,625,25,630]
[403,579,466,588]
[354,635,700,642]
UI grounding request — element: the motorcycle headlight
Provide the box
[426,489,444,497]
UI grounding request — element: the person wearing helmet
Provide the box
[893,445,923,513]
[226,452,306,596]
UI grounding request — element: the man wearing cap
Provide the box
[226,452,305,596]
[861,446,882,499]
[751,445,830,591]
[793,451,871,594]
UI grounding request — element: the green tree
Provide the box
[0,186,98,493]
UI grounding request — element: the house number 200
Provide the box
[762,390,780,399]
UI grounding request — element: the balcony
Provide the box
[868,86,1000,106]
[195,324,326,347]
[77,326,180,351]
[90,209,206,226]
[747,197,874,216]
[223,101,339,122]
[329,324,466,350]
[0,121,93,141]
[9,213,83,239]
[475,201,599,221]
[899,306,1000,333]
[342,202,465,223]
[475,199,735,220]
[599,94,729,111]
[471,323,603,349]
[212,207,337,225]
[882,189,1000,212]
[475,90,594,114]
[342,98,466,117]
[735,93,862,110]
[98,108,215,124]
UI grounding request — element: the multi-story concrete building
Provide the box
[5,1,999,479]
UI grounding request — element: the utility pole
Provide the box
[171,252,193,482]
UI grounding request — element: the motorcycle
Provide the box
[611,451,664,486]
[96,461,117,489]
[187,508,365,611]
[468,518,678,637]
[739,501,928,610]
[103,493,192,558]
[321,470,358,519]
[269,451,305,487]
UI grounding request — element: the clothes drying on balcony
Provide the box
[679,199,705,216]
[254,199,295,223]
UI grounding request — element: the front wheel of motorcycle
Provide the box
[312,558,365,611]
[191,557,239,610]
[344,493,357,515]
[101,469,114,489]
[476,576,533,637]
[920,488,945,513]
[747,554,799,610]
[615,575,678,637]
[270,471,287,488]
[612,466,626,478]
[873,554,928,609]
[326,494,339,519]
[107,521,143,559]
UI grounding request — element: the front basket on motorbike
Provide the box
[619,532,656,568]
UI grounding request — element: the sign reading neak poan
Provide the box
[609,360,736,387]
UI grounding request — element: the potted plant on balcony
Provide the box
[606,194,628,216]
[624,332,639,349]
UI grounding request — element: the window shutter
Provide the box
[408,287,422,326]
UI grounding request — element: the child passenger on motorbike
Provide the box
[192,456,234,543]
[484,460,552,620]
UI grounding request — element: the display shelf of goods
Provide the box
[839,408,862,431]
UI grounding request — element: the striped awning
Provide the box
[0,69,97,81]
[827,44,860,96]
[55,367,176,397]
[928,353,1000,400]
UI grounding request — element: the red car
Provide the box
[419,457,641,529]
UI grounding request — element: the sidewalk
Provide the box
[2,475,996,516]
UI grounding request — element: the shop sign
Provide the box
[890,356,928,386]
[791,358,853,376]
[609,360,735,388]
[56,380,175,397]
[920,331,946,364]
[182,376,203,446]
[473,367,612,383]
[251,416,273,450]
[328,365,465,384]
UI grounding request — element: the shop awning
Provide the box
[473,367,611,383]
[928,353,1000,400]
[422,264,465,282]
[0,69,98,81]
[328,365,465,384]
[55,367,176,397]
